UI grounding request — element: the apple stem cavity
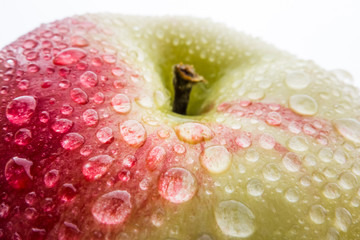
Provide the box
[172,63,206,115]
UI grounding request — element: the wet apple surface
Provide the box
[0,14,360,239]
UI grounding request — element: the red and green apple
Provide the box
[0,14,359,240]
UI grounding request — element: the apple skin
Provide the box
[0,14,360,240]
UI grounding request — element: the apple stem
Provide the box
[172,63,206,115]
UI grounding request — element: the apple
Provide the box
[0,13,359,240]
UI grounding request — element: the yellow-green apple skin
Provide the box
[0,14,359,240]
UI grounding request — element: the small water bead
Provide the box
[215,200,255,238]
[71,35,89,47]
[287,136,309,152]
[247,179,264,196]
[23,39,38,49]
[151,208,165,227]
[59,183,77,202]
[82,109,99,126]
[158,167,197,204]
[24,207,39,220]
[93,92,105,104]
[245,149,259,162]
[70,88,89,105]
[282,152,301,172]
[263,163,281,181]
[318,148,333,163]
[335,207,352,232]
[0,203,10,218]
[51,119,73,133]
[120,120,146,148]
[235,133,252,148]
[58,222,81,240]
[6,96,37,125]
[25,191,37,205]
[265,111,282,126]
[14,128,32,146]
[200,146,231,174]
[338,172,357,190]
[289,94,318,116]
[102,55,116,64]
[136,95,154,108]
[352,162,360,176]
[285,188,299,202]
[27,64,40,73]
[82,155,114,180]
[53,48,87,66]
[173,144,186,154]
[309,204,326,224]
[61,133,85,150]
[79,71,98,88]
[303,153,317,166]
[111,94,131,114]
[333,118,360,144]
[59,79,71,89]
[43,198,55,212]
[91,57,103,67]
[92,190,132,225]
[323,183,341,199]
[96,127,114,144]
[5,157,33,189]
[44,169,59,188]
[175,122,213,144]
[288,121,302,134]
[285,72,310,89]
[259,133,275,150]
[18,79,30,90]
[147,146,166,171]
[39,111,50,123]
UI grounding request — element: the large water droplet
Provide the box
[82,109,99,126]
[6,96,37,125]
[80,71,98,88]
[333,118,360,144]
[215,200,255,238]
[158,167,197,204]
[175,122,213,144]
[92,190,132,225]
[82,155,114,180]
[200,146,231,174]
[61,133,85,150]
[111,94,131,114]
[289,94,318,116]
[70,88,88,105]
[14,128,32,146]
[120,120,146,148]
[51,119,73,133]
[147,146,166,171]
[323,183,341,199]
[5,157,33,189]
[338,172,357,190]
[285,72,310,89]
[309,204,326,224]
[53,48,87,66]
[335,207,352,232]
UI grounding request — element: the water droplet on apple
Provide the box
[285,72,310,89]
[287,136,309,152]
[25,208,39,220]
[200,146,231,174]
[92,190,132,225]
[71,35,89,47]
[215,200,255,238]
[61,133,85,150]
[151,208,165,227]
[245,149,259,162]
[289,94,318,116]
[25,191,37,205]
[6,96,37,125]
[323,183,341,199]
[70,88,89,105]
[0,202,10,218]
[318,147,333,163]
[59,183,77,202]
[309,204,326,224]
[58,221,81,240]
[285,188,299,202]
[18,79,30,90]
[23,39,38,49]
[247,179,264,196]
[333,118,360,144]
[96,127,114,144]
[44,169,59,188]
[111,94,131,114]
[82,109,99,126]
[235,132,251,148]
[334,207,352,232]
[259,133,275,150]
[173,144,186,154]
[51,119,73,133]
[79,71,98,88]
[265,111,282,126]
[158,167,197,204]
[282,152,301,172]
[5,157,33,189]
[102,55,116,64]
[14,128,32,145]
[93,92,105,104]
[120,120,146,148]
[53,48,87,65]
[263,163,281,181]
[39,111,50,123]
[61,104,74,115]
[175,122,213,144]
[338,172,357,190]
[147,146,166,171]
[82,155,114,180]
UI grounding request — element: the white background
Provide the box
[0,0,359,85]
